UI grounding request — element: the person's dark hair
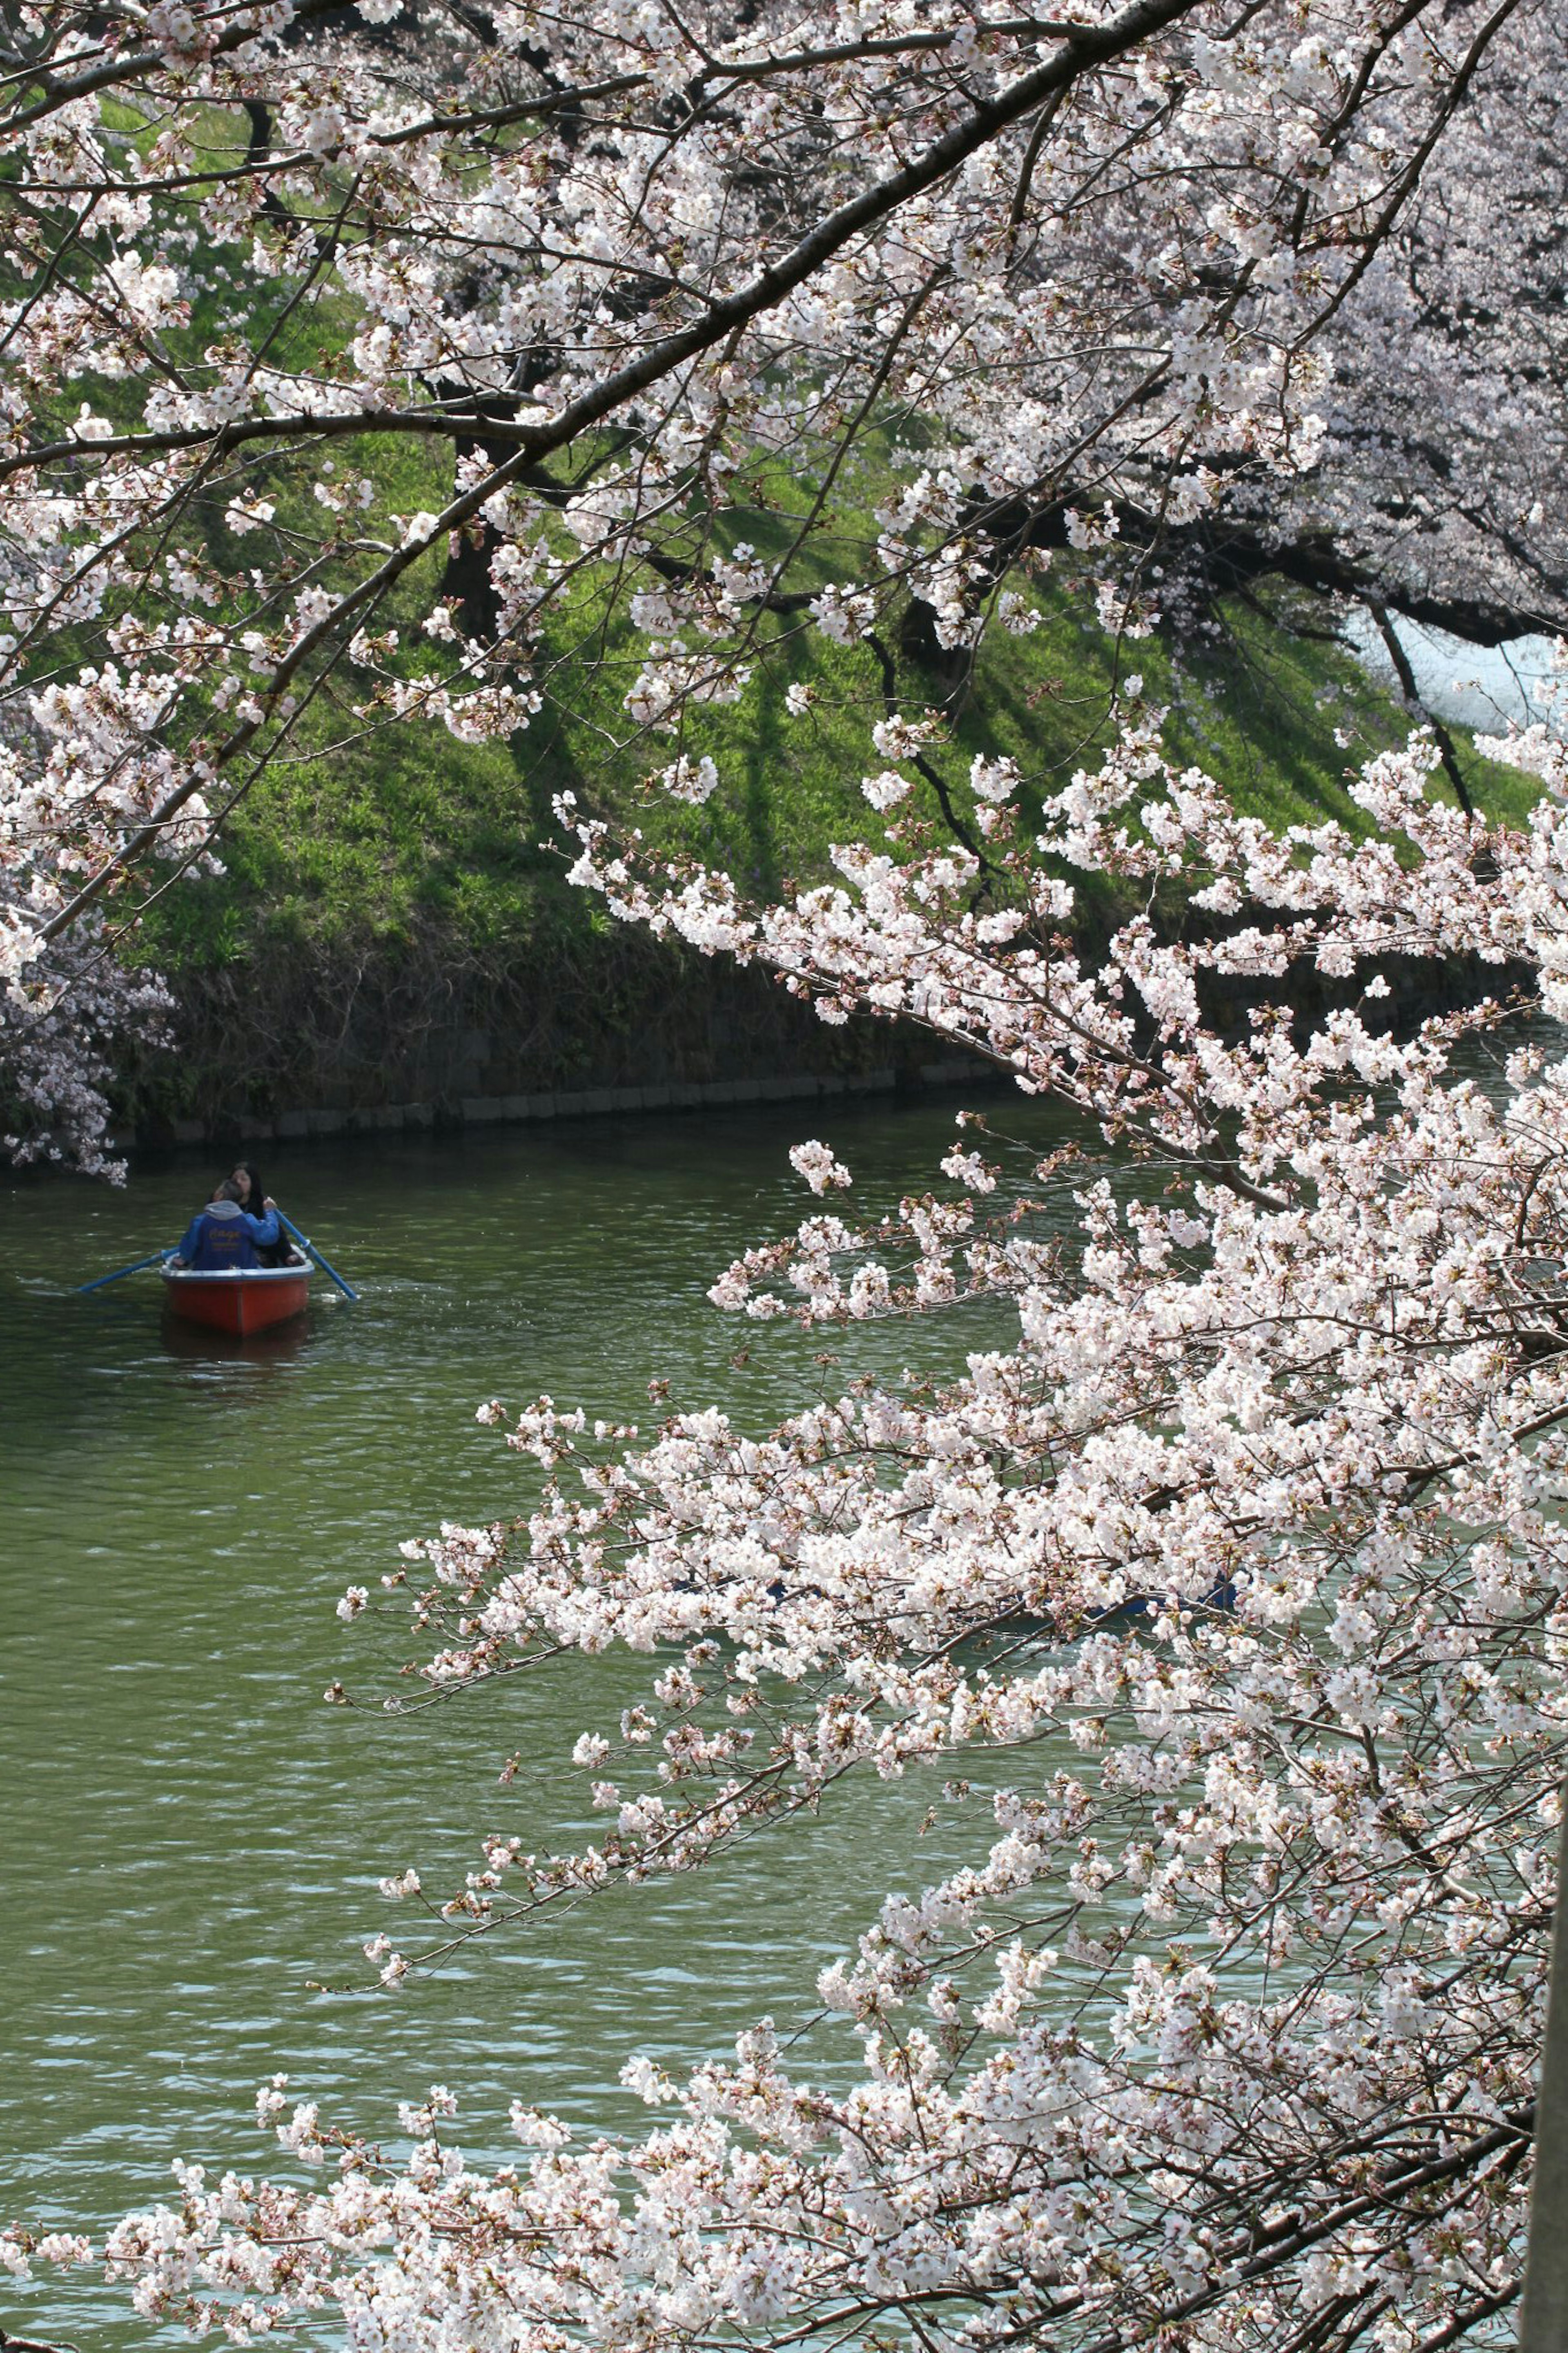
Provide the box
[214,1176,245,1204]
[231,1158,290,1263]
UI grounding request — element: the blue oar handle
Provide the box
[78,1246,178,1293]
[276,1209,358,1301]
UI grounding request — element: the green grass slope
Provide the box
[125,576,1532,1131]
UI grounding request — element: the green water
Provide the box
[1,1096,1071,2344]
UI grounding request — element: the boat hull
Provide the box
[162,1264,311,1335]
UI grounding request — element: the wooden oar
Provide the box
[276,1209,358,1301]
[77,1246,177,1293]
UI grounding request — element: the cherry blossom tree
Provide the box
[1292,4,1568,650]
[0,885,170,1173]
[0,0,1551,1159]
[8,5,1568,2348]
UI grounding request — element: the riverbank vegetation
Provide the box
[129,579,1524,1124]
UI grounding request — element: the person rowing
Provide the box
[169,1177,282,1271]
[78,1185,356,1301]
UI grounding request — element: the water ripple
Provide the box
[2,1099,1071,2343]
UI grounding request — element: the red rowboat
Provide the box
[162,1262,311,1336]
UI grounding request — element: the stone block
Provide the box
[403,1102,433,1130]
[461,1097,503,1124]
[524,1093,557,1120]
[275,1110,310,1140]
[641,1084,673,1110]
[307,1108,345,1137]
[607,1086,643,1112]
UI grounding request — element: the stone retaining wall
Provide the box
[114,1056,994,1153]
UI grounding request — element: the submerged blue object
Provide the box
[1093,1578,1237,1624]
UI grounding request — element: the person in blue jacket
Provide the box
[171,1177,282,1270]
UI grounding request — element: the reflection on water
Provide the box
[156,1311,317,1367]
[1,1097,1073,2344]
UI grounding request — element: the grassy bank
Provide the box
[119,570,1527,1130]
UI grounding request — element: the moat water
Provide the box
[1,1093,1078,2344]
